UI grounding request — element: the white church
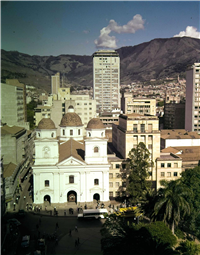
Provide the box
[33,106,110,205]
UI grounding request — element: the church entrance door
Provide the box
[44,195,51,204]
[67,191,77,203]
[93,193,100,201]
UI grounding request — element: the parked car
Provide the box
[21,235,30,248]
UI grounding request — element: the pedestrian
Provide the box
[24,195,26,200]
[69,229,72,236]
[64,210,66,216]
[75,226,78,232]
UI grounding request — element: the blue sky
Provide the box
[1,1,200,56]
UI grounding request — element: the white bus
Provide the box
[78,209,108,219]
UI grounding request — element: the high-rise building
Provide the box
[185,63,200,133]
[51,72,60,95]
[93,50,120,113]
[1,79,29,130]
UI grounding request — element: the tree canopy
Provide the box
[126,142,153,204]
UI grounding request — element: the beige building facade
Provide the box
[156,152,182,190]
[112,113,160,184]
[121,93,156,116]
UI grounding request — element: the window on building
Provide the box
[45,180,49,187]
[167,172,171,177]
[148,124,152,132]
[94,179,99,185]
[148,144,152,150]
[94,147,99,153]
[109,173,113,178]
[78,129,80,135]
[115,191,120,197]
[116,173,120,178]
[174,172,178,177]
[63,130,65,136]
[116,164,120,169]
[51,132,54,137]
[133,124,138,132]
[115,182,120,187]
[109,182,113,187]
[141,124,145,133]
[70,130,73,136]
[167,163,171,168]
[69,175,74,183]
[161,163,165,168]
[88,132,91,137]
[161,172,165,177]
[109,192,113,197]
[174,163,178,168]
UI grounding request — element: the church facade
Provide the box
[33,106,110,205]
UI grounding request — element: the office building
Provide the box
[51,72,60,95]
[185,63,200,133]
[164,102,185,129]
[1,79,29,129]
[93,50,120,113]
[121,93,156,115]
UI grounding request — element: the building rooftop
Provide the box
[161,146,200,162]
[37,118,56,130]
[157,152,181,161]
[59,138,85,163]
[60,112,83,127]
[161,129,200,139]
[1,125,25,135]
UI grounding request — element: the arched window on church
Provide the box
[38,132,40,137]
[45,180,49,187]
[101,132,104,137]
[70,130,73,136]
[94,179,99,185]
[51,132,54,137]
[63,129,65,136]
[78,129,80,135]
[69,175,74,183]
[88,132,91,137]
[94,146,99,153]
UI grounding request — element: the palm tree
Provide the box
[153,180,191,234]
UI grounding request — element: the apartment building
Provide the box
[51,72,60,95]
[1,79,29,129]
[121,93,156,115]
[112,113,160,183]
[156,152,182,190]
[185,63,200,134]
[164,102,185,129]
[93,50,120,113]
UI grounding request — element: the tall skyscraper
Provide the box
[185,63,200,133]
[93,50,120,113]
[51,72,60,95]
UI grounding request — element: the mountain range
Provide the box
[1,37,200,93]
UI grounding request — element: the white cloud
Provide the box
[174,26,200,39]
[94,14,145,49]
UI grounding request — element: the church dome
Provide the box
[38,118,56,129]
[87,118,104,129]
[60,112,82,127]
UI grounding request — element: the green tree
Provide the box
[27,99,40,129]
[179,166,200,237]
[126,142,153,204]
[176,240,200,255]
[101,215,178,255]
[153,180,191,234]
